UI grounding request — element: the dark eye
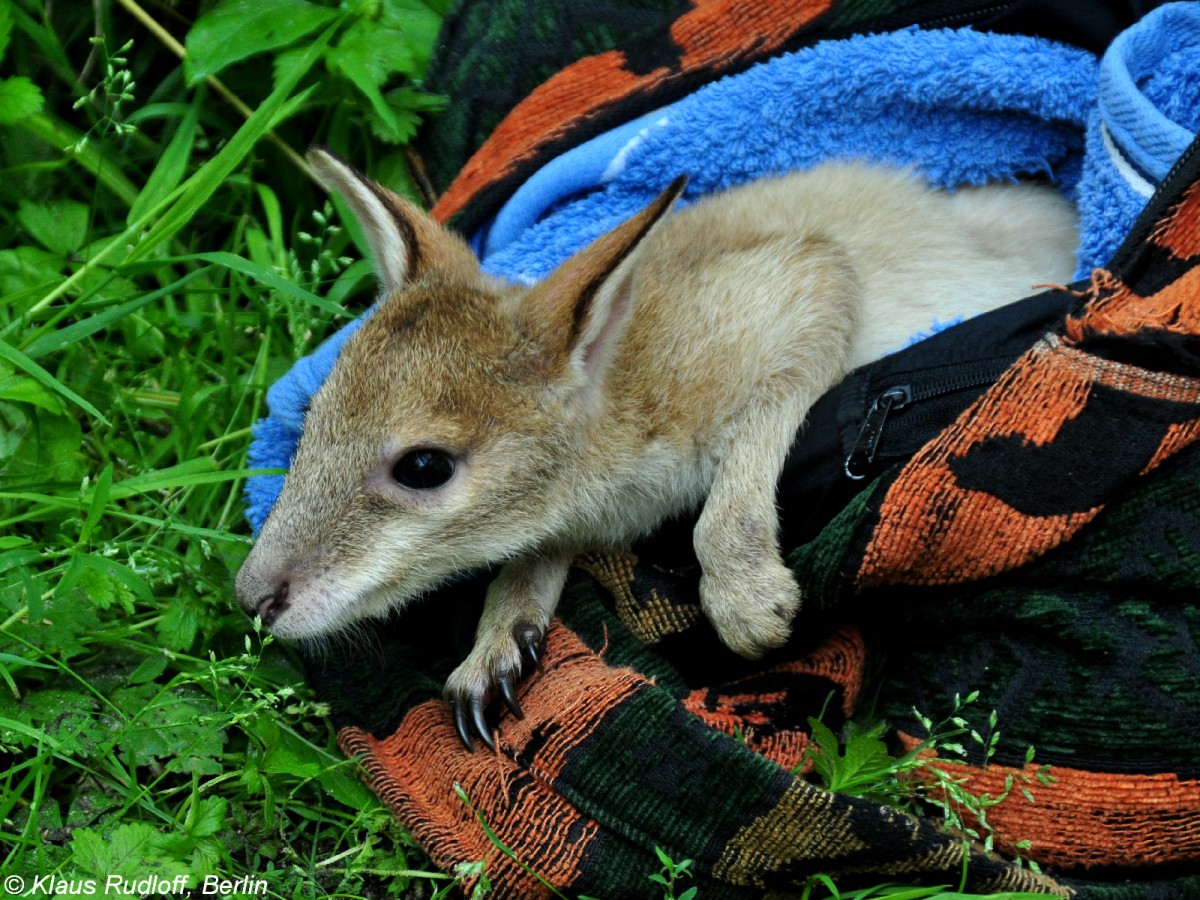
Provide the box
[392,448,456,490]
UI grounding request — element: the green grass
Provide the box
[1,0,453,895]
[0,3,1053,897]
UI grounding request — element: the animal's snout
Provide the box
[235,556,293,629]
[258,580,290,626]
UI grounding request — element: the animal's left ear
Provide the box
[521,176,687,388]
[306,147,479,293]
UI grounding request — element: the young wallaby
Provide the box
[236,149,1078,749]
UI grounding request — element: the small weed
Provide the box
[71,37,137,152]
[800,691,1053,869]
[649,847,698,900]
[453,782,574,900]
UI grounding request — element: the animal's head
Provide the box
[235,149,685,639]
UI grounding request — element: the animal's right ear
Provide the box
[306,148,478,292]
[519,176,687,394]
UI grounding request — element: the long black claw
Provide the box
[523,637,541,668]
[514,623,544,670]
[453,703,474,752]
[497,672,524,720]
[470,697,495,752]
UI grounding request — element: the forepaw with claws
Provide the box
[444,622,545,751]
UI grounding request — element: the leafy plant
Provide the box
[0,2,44,127]
[649,847,698,900]
[801,692,1054,867]
[184,0,448,149]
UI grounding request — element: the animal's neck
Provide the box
[543,399,712,549]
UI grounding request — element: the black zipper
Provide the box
[1107,131,1200,278]
[844,357,1014,479]
[919,2,1015,31]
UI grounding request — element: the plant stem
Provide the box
[114,0,310,174]
[15,114,141,207]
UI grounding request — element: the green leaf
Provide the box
[0,338,106,424]
[368,87,445,145]
[0,2,12,63]
[6,590,103,659]
[0,76,45,125]
[115,686,226,774]
[804,716,841,785]
[16,199,89,256]
[68,555,151,611]
[185,796,228,839]
[261,733,323,780]
[259,725,375,808]
[74,564,131,613]
[185,250,348,315]
[0,651,53,670]
[0,372,63,413]
[327,41,400,134]
[0,405,83,482]
[0,246,63,298]
[71,822,190,881]
[379,0,443,72]
[831,732,896,794]
[328,18,416,86]
[21,269,207,359]
[8,689,106,756]
[79,463,112,545]
[157,600,201,651]
[184,0,342,84]
[127,654,168,685]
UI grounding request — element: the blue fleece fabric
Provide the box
[1075,2,1200,277]
[243,15,1195,532]
[244,313,369,525]
[479,26,1095,285]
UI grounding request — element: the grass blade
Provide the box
[189,251,346,315]
[20,268,212,358]
[24,20,338,317]
[126,91,202,225]
[0,337,108,423]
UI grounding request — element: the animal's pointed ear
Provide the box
[522,176,687,389]
[306,148,478,293]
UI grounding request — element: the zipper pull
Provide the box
[845,385,911,480]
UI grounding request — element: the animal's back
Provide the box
[614,164,1078,442]
[701,164,1078,362]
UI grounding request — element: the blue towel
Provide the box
[477,26,1094,285]
[1076,1,1200,277]
[244,313,369,528]
[243,16,1193,532]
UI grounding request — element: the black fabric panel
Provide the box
[978,0,1166,54]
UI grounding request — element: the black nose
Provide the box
[257,581,290,626]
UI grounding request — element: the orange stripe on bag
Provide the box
[896,733,1200,870]
[432,0,832,225]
